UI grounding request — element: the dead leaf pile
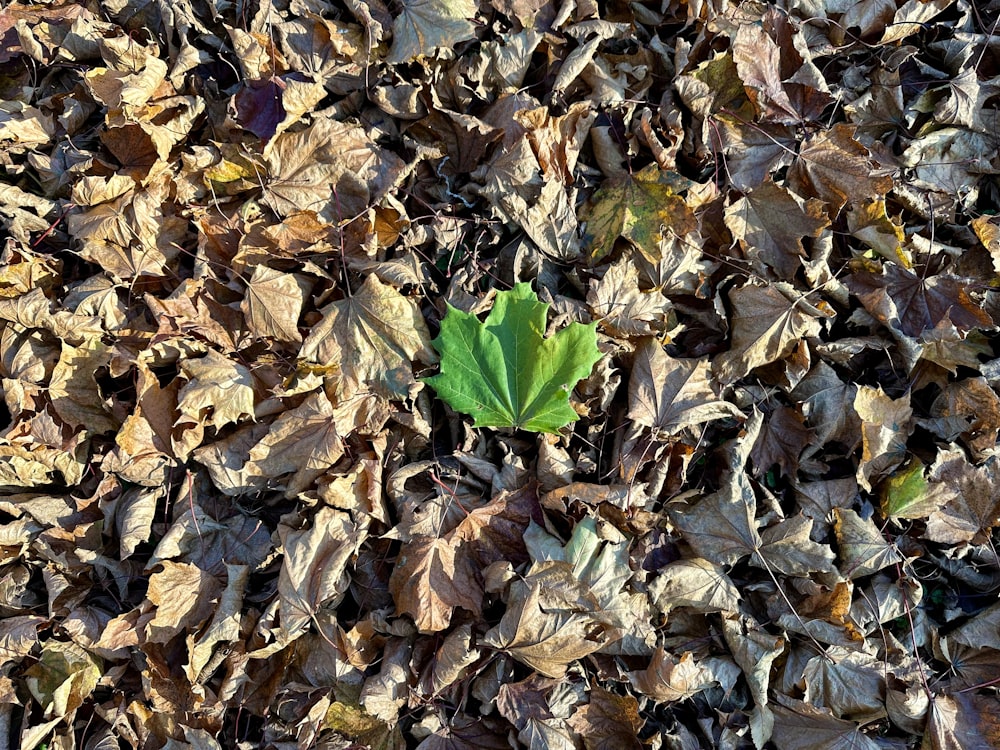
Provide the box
[2,0,1000,748]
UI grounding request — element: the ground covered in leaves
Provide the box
[3,0,1000,747]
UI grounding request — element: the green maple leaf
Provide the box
[425,283,601,433]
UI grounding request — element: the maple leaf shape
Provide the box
[627,339,740,439]
[481,579,611,678]
[723,180,828,279]
[581,164,697,263]
[389,535,483,634]
[176,350,255,430]
[240,266,311,344]
[387,0,478,64]
[714,281,833,386]
[425,283,601,434]
[787,123,894,215]
[301,274,436,400]
[923,448,1000,545]
[277,506,362,637]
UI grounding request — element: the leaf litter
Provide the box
[1,0,1000,748]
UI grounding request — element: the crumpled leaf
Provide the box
[565,686,643,749]
[587,259,674,338]
[389,535,482,634]
[833,508,902,579]
[787,123,894,215]
[387,0,478,64]
[627,648,716,702]
[263,118,404,223]
[649,558,741,615]
[245,390,346,496]
[241,266,311,344]
[770,698,881,750]
[627,339,740,439]
[714,281,833,386]
[301,274,437,400]
[277,506,363,637]
[176,350,255,430]
[923,447,1000,545]
[854,386,912,492]
[481,579,612,679]
[581,164,697,263]
[23,640,102,719]
[724,180,828,279]
[425,283,601,433]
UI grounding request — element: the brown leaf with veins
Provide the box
[452,484,538,567]
[770,698,881,750]
[264,118,404,223]
[628,339,740,439]
[176,350,255,431]
[144,561,221,644]
[277,506,362,637]
[389,535,482,634]
[587,259,674,338]
[752,515,837,578]
[482,575,613,678]
[833,508,901,579]
[566,686,643,750]
[246,390,345,496]
[669,471,760,567]
[724,180,828,279]
[300,274,436,400]
[750,406,809,478]
[714,281,832,386]
[241,266,311,344]
[48,338,117,434]
[924,448,1000,545]
[787,123,894,216]
[848,262,992,338]
[627,647,716,702]
[854,385,911,491]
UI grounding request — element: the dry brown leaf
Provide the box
[714,281,832,386]
[389,535,482,634]
[628,338,740,439]
[300,274,436,400]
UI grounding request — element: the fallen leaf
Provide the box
[301,274,436,400]
[425,282,601,433]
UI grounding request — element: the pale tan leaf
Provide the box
[833,508,902,580]
[753,515,837,578]
[482,580,613,678]
[854,386,912,492]
[714,281,832,386]
[669,472,760,567]
[649,558,741,615]
[48,338,117,434]
[241,266,310,344]
[177,349,255,430]
[277,506,362,636]
[387,0,477,64]
[300,274,436,400]
[924,447,1000,545]
[588,259,674,338]
[627,648,716,702]
[246,390,345,496]
[723,616,785,747]
[802,647,887,724]
[628,339,740,438]
[23,641,102,719]
[144,561,221,644]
